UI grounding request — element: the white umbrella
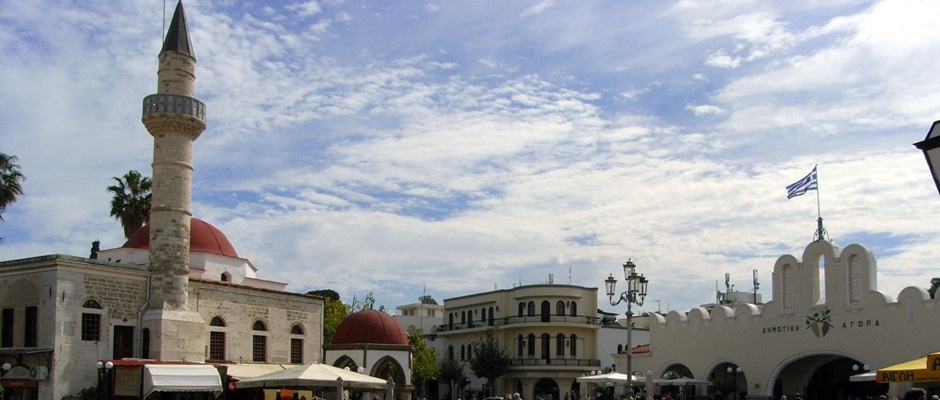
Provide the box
[237,363,388,390]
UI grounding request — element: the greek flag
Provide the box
[786,166,817,199]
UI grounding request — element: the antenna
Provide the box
[568,266,572,284]
[162,0,167,39]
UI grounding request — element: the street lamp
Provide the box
[605,259,648,397]
[726,366,742,400]
[914,120,940,196]
[96,361,114,399]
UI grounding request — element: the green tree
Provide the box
[410,330,440,398]
[0,152,25,221]
[107,170,152,239]
[308,289,340,301]
[928,277,940,299]
[438,356,466,399]
[468,329,510,397]
[321,297,348,344]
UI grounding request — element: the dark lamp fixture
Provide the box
[914,120,940,197]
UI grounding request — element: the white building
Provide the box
[623,238,940,400]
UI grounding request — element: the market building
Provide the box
[624,238,940,400]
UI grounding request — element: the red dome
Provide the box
[122,218,238,258]
[333,309,408,345]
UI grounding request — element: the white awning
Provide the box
[143,364,223,398]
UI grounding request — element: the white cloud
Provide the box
[287,1,323,17]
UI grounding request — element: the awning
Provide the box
[876,353,940,383]
[143,364,223,398]
[225,364,290,381]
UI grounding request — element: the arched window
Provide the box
[252,320,267,362]
[527,301,535,316]
[461,345,466,360]
[540,333,550,359]
[570,334,578,357]
[518,302,525,317]
[142,328,151,359]
[220,272,229,282]
[556,334,565,356]
[541,301,551,322]
[290,324,304,363]
[468,344,473,360]
[517,334,524,357]
[481,307,487,321]
[448,346,455,360]
[556,301,565,316]
[81,300,103,341]
[488,306,495,326]
[209,317,226,360]
[527,334,536,356]
[461,311,466,324]
[569,302,577,316]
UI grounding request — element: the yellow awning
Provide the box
[928,352,940,376]
[877,354,940,383]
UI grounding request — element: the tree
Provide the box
[321,297,348,344]
[107,170,152,239]
[410,330,440,399]
[0,152,25,222]
[308,289,340,301]
[438,356,466,400]
[928,277,940,299]
[468,329,510,397]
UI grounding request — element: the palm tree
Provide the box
[107,170,152,239]
[0,152,25,222]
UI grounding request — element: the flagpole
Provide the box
[814,164,828,242]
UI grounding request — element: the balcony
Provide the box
[508,357,600,367]
[142,94,206,122]
[436,315,599,333]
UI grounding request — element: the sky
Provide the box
[2,0,940,316]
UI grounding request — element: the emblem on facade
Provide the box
[805,309,832,338]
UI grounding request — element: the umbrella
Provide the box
[237,363,389,390]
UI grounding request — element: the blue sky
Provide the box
[2,0,940,314]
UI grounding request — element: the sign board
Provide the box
[115,366,143,397]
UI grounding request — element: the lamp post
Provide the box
[726,366,741,400]
[96,361,114,399]
[914,120,940,196]
[605,260,648,398]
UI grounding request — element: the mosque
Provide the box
[0,2,325,399]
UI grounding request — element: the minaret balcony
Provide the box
[142,93,206,123]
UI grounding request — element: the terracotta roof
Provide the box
[122,218,239,258]
[332,309,408,345]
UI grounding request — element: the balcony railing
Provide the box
[508,358,600,367]
[142,93,206,122]
[436,315,599,332]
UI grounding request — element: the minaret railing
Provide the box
[142,93,206,122]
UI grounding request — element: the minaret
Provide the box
[140,0,206,362]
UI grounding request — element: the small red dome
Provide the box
[333,309,408,345]
[122,218,238,258]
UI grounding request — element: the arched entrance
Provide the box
[771,355,887,400]
[534,378,560,400]
[708,362,748,400]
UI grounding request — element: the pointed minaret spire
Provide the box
[161,1,195,58]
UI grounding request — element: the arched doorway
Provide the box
[771,355,887,400]
[534,378,560,400]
